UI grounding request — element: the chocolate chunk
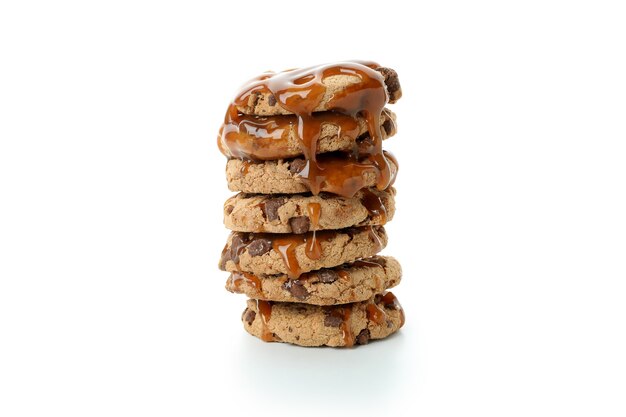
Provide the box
[242,308,256,325]
[376,67,402,102]
[318,269,338,284]
[289,216,310,234]
[374,294,383,304]
[229,233,248,264]
[267,94,277,106]
[289,158,307,174]
[324,314,343,328]
[282,280,309,300]
[263,197,286,222]
[225,205,234,215]
[247,238,272,256]
[356,329,370,345]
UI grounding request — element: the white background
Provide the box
[1,0,625,416]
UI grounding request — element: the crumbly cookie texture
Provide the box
[223,188,395,233]
[225,154,398,195]
[219,109,396,160]
[226,256,401,305]
[237,67,402,116]
[241,291,405,347]
[218,226,387,277]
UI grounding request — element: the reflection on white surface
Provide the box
[234,330,409,413]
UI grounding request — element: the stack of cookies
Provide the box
[217,61,405,347]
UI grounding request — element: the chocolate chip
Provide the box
[225,205,234,215]
[229,233,248,264]
[289,216,310,234]
[318,269,338,284]
[282,280,309,300]
[263,197,286,222]
[247,238,272,256]
[242,308,256,325]
[324,315,343,328]
[289,158,307,174]
[268,94,277,106]
[374,294,383,304]
[356,329,370,345]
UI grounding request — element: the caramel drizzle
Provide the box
[381,291,405,327]
[366,303,387,325]
[256,300,273,342]
[227,226,381,280]
[224,61,394,198]
[327,306,354,347]
[305,202,322,260]
[226,271,263,296]
[360,189,388,223]
[271,229,334,279]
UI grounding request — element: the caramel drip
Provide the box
[367,226,385,252]
[328,307,354,347]
[256,300,273,342]
[272,236,302,279]
[366,303,387,325]
[305,202,322,260]
[293,151,398,198]
[227,62,393,197]
[360,189,387,223]
[381,291,405,327]
[271,230,335,278]
[226,271,263,295]
[239,160,250,175]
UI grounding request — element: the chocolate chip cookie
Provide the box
[218,109,396,161]
[218,226,387,278]
[223,187,395,233]
[241,291,405,347]
[226,151,398,197]
[226,255,401,305]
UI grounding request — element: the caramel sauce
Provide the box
[227,227,380,278]
[226,271,263,295]
[367,226,385,252]
[366,303,387,325]
[292,151,398,198]
[271,229,335,278]
[272,236,302,278]
[327,307,354,347]
[221,61,395,198]
[360,189,387,223]
[256,300,273,342]
[381,291,405,327]
[305,202,322,260]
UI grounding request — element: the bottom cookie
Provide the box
[241,292,405,347]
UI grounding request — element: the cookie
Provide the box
[236,64,401,116]
[218,226,387,278]
[226,256,401,305]
[223,187,395,234]
[226,151,398,197]
[218,108,396,160]
[241,291,405,347]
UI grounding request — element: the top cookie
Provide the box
[234,62,401,116]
